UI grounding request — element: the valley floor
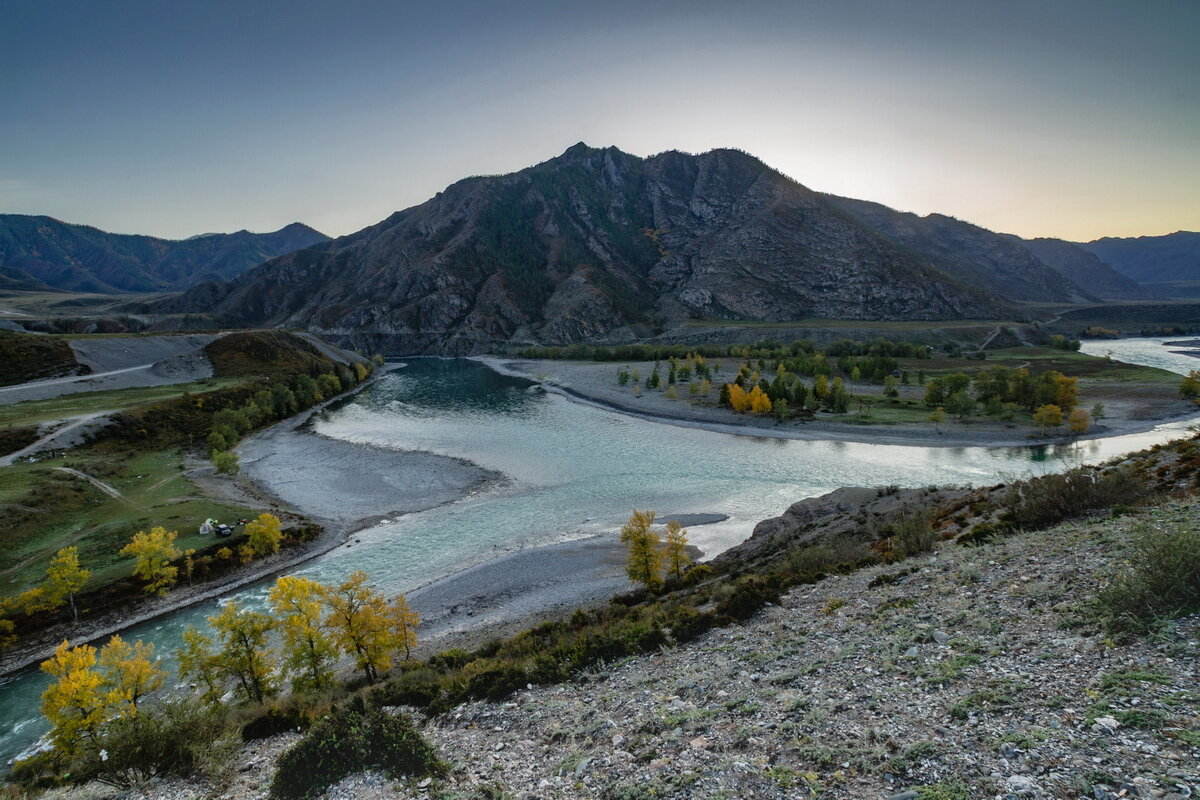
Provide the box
[65,500,1199,800]
[477,357,1200,449]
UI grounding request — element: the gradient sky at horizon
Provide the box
[2,0,1197,242]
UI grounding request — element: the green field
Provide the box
[0,446,252,595]
[0,378,243,428]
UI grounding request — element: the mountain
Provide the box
[1015,237,1151,300]
[172,144,1010,353]
[824,197,1095,303]
[1081,231,1200,285]
[0,216,329,294]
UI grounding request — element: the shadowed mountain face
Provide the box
[1016,237,1151,301]
[1082,232,1200,284]
[175,144,1012,353]
[824,197,1095,303]
[0,216,329,293]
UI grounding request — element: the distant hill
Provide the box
[0,216,329,294]
[824,197,1095,303]
[1081,231,1200,286]
[1016,237,1151,300]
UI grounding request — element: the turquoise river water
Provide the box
[1,336,1197,764]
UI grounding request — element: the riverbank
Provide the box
[474,356,1200,448]
[0,364,496,677]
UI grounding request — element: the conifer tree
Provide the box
[662,521,691,581]
[619,510,663,591]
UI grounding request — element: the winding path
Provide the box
[52,465,139,507]
[0,413,109,467]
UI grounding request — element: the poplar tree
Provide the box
[178,626,223,705]
[246,513,284,558]
[40,641,109,754]
[98,635,163,715]
[119,527,181,596]
[321,571,397,683]
[270,576,337,692]
[44,547,90,622]
[209,600,278,703]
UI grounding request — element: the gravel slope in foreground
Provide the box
[90,501,1198,800]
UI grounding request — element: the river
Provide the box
[1,337,1196,765]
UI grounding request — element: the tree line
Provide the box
[38,569,418,758]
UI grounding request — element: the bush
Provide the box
[69,701,236,789]
[270,705,443,800]
[714,575,780,621]
[1097,511,1200,631]
[999,466,1145,530]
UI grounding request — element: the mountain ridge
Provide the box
[0,215,329,294]
[168,143,1024,353]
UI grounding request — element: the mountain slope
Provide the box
[825,196,1096,303]
[1017,237,1151,300]
[175,144,1007,353]
[1082,231,1200,284]
[0,216,329,293]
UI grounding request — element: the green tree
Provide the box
[212,450,240,474]
[945,390,975,421]
[1090,402,1106,422]
[619,510,663,591]
[1180,370,1200,400]
[923,379,945,408]
[930,406,946,433]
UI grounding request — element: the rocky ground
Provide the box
[67,500,1197,800]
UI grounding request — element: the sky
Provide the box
[2,0,1197,242]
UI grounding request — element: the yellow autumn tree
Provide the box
[177,626,222,705]
[98,635,163,715]
[389,594,420,661]
[321,571,398,682]
[1054,374,1079,410]
[245,513,284,558]
[44,547,90,623]
[269,575,337,692]
[748,386,772,415]
[1033,403,1064,435]
[726,383,749,412]
[662,520,692,581]
[1067,407,1091,436]
[40,641,111,754]
[119,527,181,596]
[208,600,278,703]
[619,509,663,591]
